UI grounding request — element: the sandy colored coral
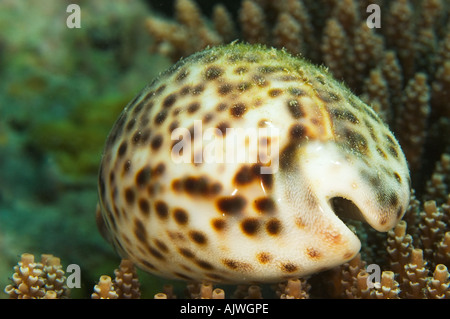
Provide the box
[4,253,70,299]
[113,259,141,299]
[91,275,118,299]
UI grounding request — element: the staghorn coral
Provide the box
[91,258,141,299]
[113,259,141,299]
[4,253,69,299]
[91,275,119,299]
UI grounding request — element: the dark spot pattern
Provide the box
[281,263,298,273]
[205,66,223,80]
[163,94,177,108]
[331,109,359,124]
[136,166,151,188]
[124,188,135,205]
[241,218,260,236]
[118,142,127,157]
[138,198,150,216]
[173,176,222,197]
[234,166,255,185]
[154,110,168,125]
[257,252,272,264]
[266,218,281,235]
[290,124,306,140]
[230,103,247,118]
[189,230,207,245]
[179,248,195,258]
[173,208,189,225]
[151,134,163,150]
[218,83,233,95]
[134,219,147,243]
[254,197,276,214]
[211,218,226,231]
[287,99,304,118]
[155,201,168,220]
[195,260,214,270]
[306,247,321,259]
[216,196,246,215]
[268,89,283,97]
[187,102,200,113]
[222,259,252,271]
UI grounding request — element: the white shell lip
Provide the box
[300,141,409,233]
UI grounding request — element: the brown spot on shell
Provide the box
[195,259,215,270]
[179,247,195,258]
[155,84,166,95]
[234,66,248,74]
[241,218,260,236]
[289,124,307,140]
[254,197,275,214]
[117,142,127,157]
[306,247,321,259]
[123,160,131,175]
[334,109,359,124]
[174,176,222,197]
[376,146,388,159]
[216,122,229,136]
[393,172,402,183]
[205,66,224,80]
[216,196,246,215]
[136,166,151,188]
[257,252,272,264]
[222,259,252,271]
[388,146,399,158]
[173,272,193,280]
[155,201,168,220]
[211,218,226,231]
[138,198,150,216]
[230,103,247,118]
[154,110,168,125]
[218,83,233,95]
[287,99,304,118]
[163,93,177,108]
[266,218,281,235]
[173,208,189,225]
[189,230,207,245]
[176,69,189,82]
[124,188,135,205]
[134,218,147,244]
[191,84,205,95]
[216,103,227,112]
[281,263,298,273]
[234,166,255,185]
[154,239,168,253]
[268,89,283,97]
[150,134,163,150]
[187,102,200,114]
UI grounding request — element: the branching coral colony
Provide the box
[4,0,450,298]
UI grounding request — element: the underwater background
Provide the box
[0,0,449,299]
[0,0,178,298]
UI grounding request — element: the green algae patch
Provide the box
[30,93,131,177]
